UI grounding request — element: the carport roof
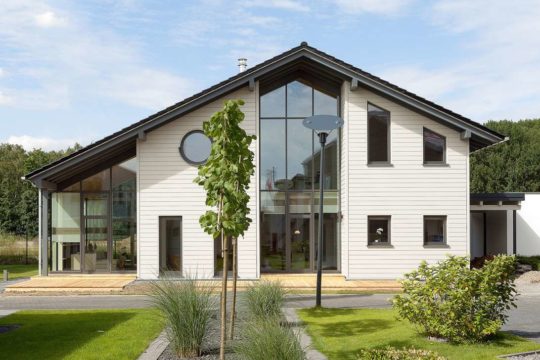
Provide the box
[471,193,526,202]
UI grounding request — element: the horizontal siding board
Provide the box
[344,87,469,280]
[138,87,258,279]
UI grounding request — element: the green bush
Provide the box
[244,280,286,322]
[0,255,38,265]
[393,255,517,343]
[357,347,446,360]
[517,255,540,271]
[149,275,216,358]
[235,320,305,360]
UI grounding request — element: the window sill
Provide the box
[367,244,394,248]
[423,244,450,248]
[367,163,394,167]
[423,163,449,167]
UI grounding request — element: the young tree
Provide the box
[195,100,255,359]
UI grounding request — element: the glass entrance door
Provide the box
[262,192,323,273]
[82,193,110,273]
[289,214,311,272]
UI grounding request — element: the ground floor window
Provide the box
[424,216,446,245]
[159,216,182,275]
[367,216,391,245]
[49,157,137,273]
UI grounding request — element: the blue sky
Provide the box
[1,0,539,150]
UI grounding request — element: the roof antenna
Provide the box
[238,58,247,73]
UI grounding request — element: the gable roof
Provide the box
[25,41,505,185]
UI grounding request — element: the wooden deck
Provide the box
[4,275,136,293]
[5,274,400,294]
[259,274,401,291]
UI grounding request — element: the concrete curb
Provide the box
[283,308,327,360]
[138,330,169,360]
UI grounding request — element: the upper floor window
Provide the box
[367,103,390,164]
[259,80,339,191]
[423,128,446,164]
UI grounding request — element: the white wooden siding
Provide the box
[343,83,470,279]
[137,79,470,280]
[138,87,258,279]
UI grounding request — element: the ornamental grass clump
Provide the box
[393,255,517,343]
[244,280,286,322]
[149,275,216,358]
[235,320,305,360]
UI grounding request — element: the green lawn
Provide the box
[0,264,38,279]
[0,309,163,360]
[298,308,540,360]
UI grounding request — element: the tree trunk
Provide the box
[228,236,238,340]
[220,230,229,360]
[217,193,228,360]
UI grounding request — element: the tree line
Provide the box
[471,119,540,193]
[0,143,81,237]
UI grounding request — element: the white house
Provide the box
[25,42,511,280]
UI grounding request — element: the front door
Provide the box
[82,193,110,273]
[289,214,311,272]
[261,192,317,273]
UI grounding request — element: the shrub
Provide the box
[0,255,38,265]
[517,255,540,271]
[235,320,305,360]
[244,280,286,322]
[149,275,216,358]
[357,347,446,360]
[393,255,517,343]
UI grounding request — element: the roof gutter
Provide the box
[470,136,510,154]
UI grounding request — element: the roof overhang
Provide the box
[25,43,506,186]
[470,193,525,211]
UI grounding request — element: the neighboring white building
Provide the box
[471,193,540,258]
[25,43,508,280]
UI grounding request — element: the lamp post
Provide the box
[303,114,344,308]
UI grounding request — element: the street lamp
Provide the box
[303,114,344,308]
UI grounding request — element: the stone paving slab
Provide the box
[283,307,327,360]
[0,310,16,318]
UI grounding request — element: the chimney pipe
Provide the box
[238,58,247,73]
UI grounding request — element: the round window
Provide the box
[179,130,212,165]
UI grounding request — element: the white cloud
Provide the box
[380,0,540,121]
[332,0,413,15]
[103,68,195,109]
[34,11,67,28]
[244,0,310,12]
[0,1,195,111]
[0,68,4,77]
[0,91,13,105]
[6,135,85,151]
